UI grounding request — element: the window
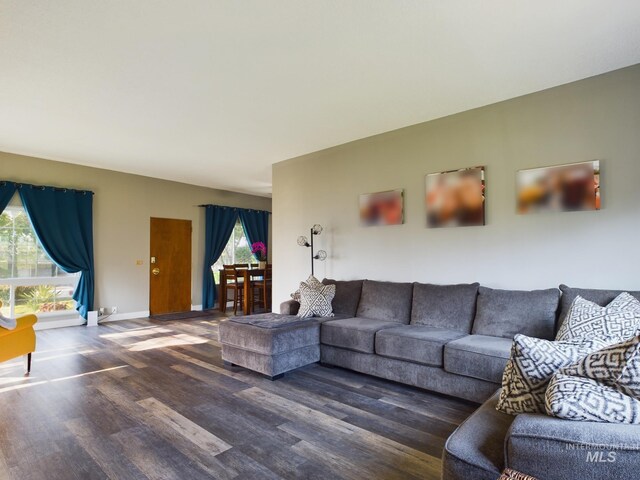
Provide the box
[0,204,79,317]
[212,220,254,282]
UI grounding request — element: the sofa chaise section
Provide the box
[442,390,514,480]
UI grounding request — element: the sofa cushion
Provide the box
[555,292,640,342]
[355,280,413,324]
[322,279,363,317]
[375,325,467,367]
[444,335,512,383]
[506,409,640,479]
[545,373,640,424]
[410,282,479,333]
[472,287,560,340]
[320,317,398,353]
[558,284,640,333]
[442,390,514,480]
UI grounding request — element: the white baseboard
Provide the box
[100,310,150,323]
[33,310,150,330]
[191,304,203,311]
[34,316,85,331]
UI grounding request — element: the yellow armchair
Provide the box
[0,301,37,374]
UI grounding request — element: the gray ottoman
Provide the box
[218,313,320,380]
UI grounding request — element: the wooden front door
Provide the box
[149,217,192,315]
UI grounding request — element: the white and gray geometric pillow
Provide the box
[297,281,335,319]
[496,334,612,415]
[291,275,324,302]
[546,373,640,424]
[559,333,640,399]
[556,292,640,342]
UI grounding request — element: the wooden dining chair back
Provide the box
[252,264,272,311]
[222,264,244,314]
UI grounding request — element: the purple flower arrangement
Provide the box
[251,242,267,261]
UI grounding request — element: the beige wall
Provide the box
[272,64,640,306]
[1,153,271,316]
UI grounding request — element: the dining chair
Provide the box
[222,264,244,314]
[252,264,272,311]
[250,263,259,269]
[234,263,249,269]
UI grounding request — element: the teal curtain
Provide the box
[202,205,238,309]
[0,182,17,212]
[19,185,95,319]
[238,209,270,260]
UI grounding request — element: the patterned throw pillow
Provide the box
[559,334,640,399]
[556,292,640,342]
[496,334,612,415]
[498,469,538,480]
[546,373,640,424]
[291,275,324,302]
[297,281,335,318]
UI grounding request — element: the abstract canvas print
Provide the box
[425,166,485,228]
[359,189,403,226]
[517,161,600,214]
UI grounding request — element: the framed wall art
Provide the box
[359,189,404,226]
[517,161,600,214]
[425,166,485,227]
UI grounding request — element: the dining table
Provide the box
[218,267,267,315]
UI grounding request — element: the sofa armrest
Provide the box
[280,300,300,315]
[505,412,640,479]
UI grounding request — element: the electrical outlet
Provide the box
[99,307,106,316]
[111,307,118,314]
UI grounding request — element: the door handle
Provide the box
[152,268,160,276]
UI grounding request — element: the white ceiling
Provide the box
[1,1,640,197]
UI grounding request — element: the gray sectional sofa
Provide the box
[280,280,640,480]
[282,279,559,403]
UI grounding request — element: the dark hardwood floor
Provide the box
[0,314,477,480]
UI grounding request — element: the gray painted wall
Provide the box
[1,152,271,318]
[272,65,640,307]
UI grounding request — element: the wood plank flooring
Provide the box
[0,314,478,480]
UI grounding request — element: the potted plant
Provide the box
[251,242,267,269]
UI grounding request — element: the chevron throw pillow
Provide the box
[559,333,640,399]
[546,373,640,423]
[556,292,640,342]
[496,334,612,415]
[297,281,335,318]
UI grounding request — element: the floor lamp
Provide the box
[297,224,327,276]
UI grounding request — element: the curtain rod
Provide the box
[0,180,94,195]
[197,204,271,213]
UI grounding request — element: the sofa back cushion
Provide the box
[356,280,413,324]
[322,279,364,317]
[410,282,479,332]
[558,285,640,333]
[472,286,560,339]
